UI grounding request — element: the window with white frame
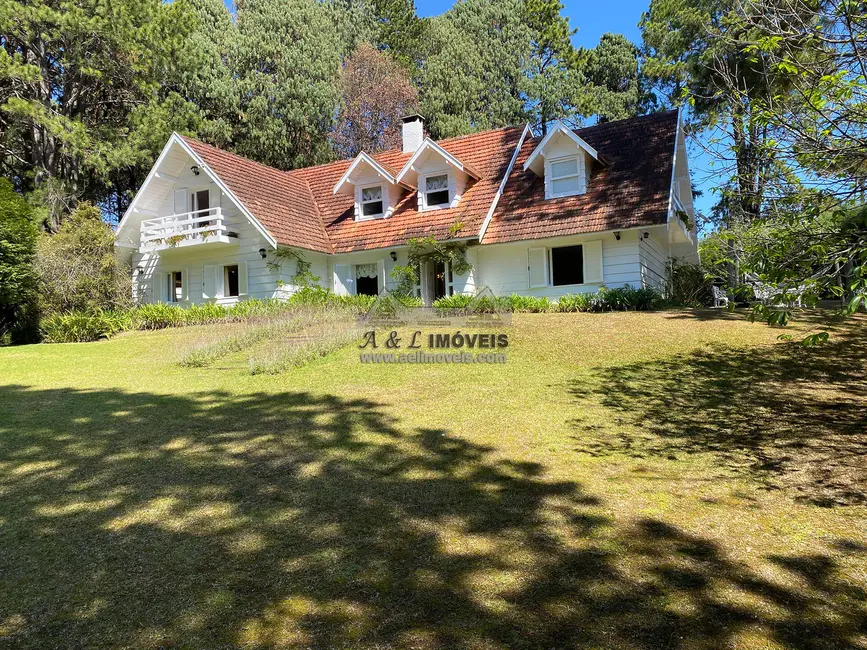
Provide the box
[549,157,581,197]
[360,185,384,218]
[424,173,450,208]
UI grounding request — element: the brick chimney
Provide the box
[401,114,425,153]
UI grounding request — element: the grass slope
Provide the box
[1,310,866,649]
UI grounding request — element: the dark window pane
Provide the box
[551,245,583,286]
[427,189,449,206]
[226,265,239,297]
[362,201,383,216]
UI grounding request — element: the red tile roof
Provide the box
[180,110,678,253]
[182,137,332,253]
[482,110,679,244]
[292,126,524,253]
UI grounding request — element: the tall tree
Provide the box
[0,0,195,228]
[0,178,38,342]
[420,0,531,139]
[583,33,656,123]
[333,44,418,158]
[234,0,343,169]
[176,0,239,148]
[370,0,427,71]
[640,0,783,226]
[522,0,582,133]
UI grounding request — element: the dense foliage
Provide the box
[36,204,132,316]
[0,179,38,342]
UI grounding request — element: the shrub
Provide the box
[182,302,231,325]
[433,294,474,311]
[508,295,551,312]
[667,261,712,306]
[41,311,117,343]
[555,293,594,312]
[37,203,132,316]
[389,264,418,298]
[131,303,188,330]
[629,287,663,311]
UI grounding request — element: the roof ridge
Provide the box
[575,110,678,136]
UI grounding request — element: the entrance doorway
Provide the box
[422,260,455,304]
[355,263,379,296]
[356,275,378,296]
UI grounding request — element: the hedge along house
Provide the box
[115,111,697,306]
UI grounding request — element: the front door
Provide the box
[355,263,379,296]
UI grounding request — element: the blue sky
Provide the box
[222,0,715,218]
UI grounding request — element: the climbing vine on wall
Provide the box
[266,248,321,288]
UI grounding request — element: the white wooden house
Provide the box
[115,111,698,305]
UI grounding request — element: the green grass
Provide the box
[1,309,866,649]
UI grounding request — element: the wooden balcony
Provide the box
[140,208,238,253]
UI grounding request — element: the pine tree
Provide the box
[0,0,195,226]
[582,33,656,123]
[522,0,582,133]
[420,0,531,139]
[234,0,343,169]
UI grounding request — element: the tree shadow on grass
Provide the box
[568,319,867,506]
[0,385,865,648]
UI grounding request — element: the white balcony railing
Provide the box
[140,207,236,251]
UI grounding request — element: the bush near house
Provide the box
[37,203,133,316]
[38,287,664,343]
[432,286,663,313]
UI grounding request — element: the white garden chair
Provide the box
[712,285,729,308]
[753,281,806,307]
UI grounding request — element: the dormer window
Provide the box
[523,120,604,201]
[396,138,480,213]
[425,174,450,207]
[360,185,384,218]
[549,157,581,197]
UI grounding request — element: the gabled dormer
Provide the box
[523,121,602,199]
[333,152,408,221]
[395,136,481,213]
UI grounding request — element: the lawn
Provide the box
[1,310,866,649]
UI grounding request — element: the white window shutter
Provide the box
[528,247,548,288]
[419,261,430,303]
[583,240,604,284]
[238,261,248,296]
[174,188,188,215]
[182,268,190,301]
[215,266,225,299]
[208,183,219,209]
[333,264,352,295]
[203,265,216,299]
[157,273,168,302]
[377,259,386,295]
